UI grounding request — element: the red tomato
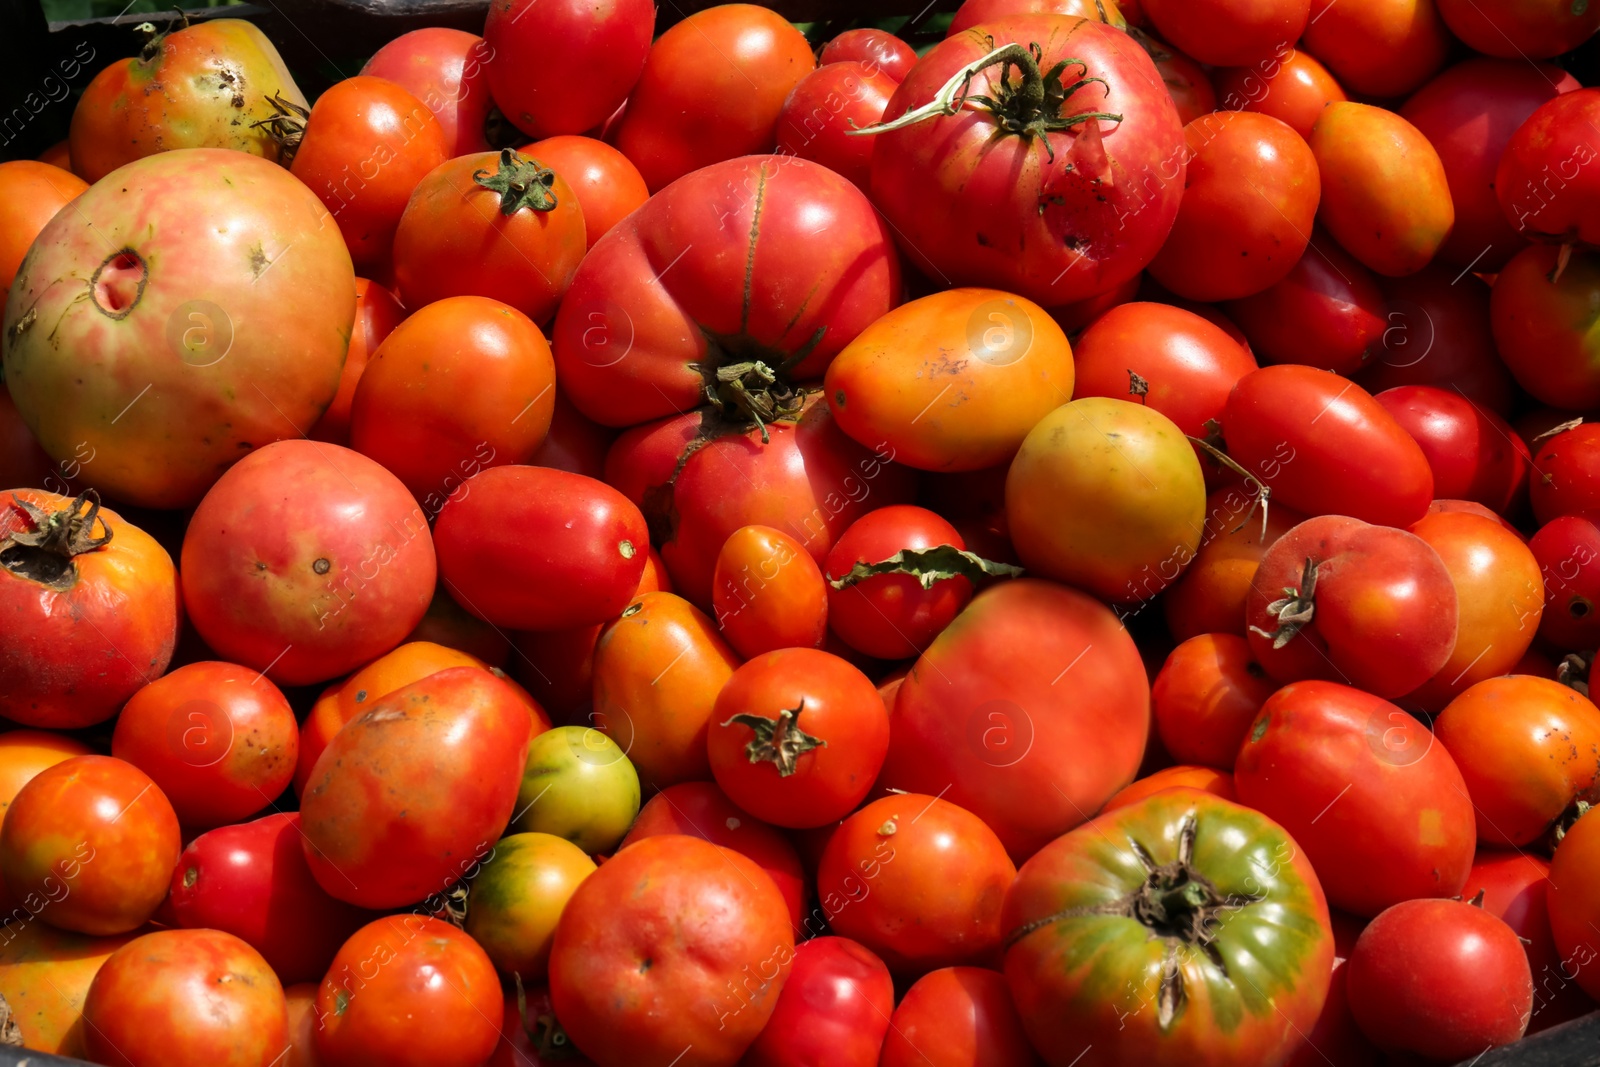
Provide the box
[819,28,918,81]
[1497,89,1600,247]
[879,966,1043,1067]
[1532,424,1600,526]
[530,393,616,478]
[1141,0,1308,66]
[361,27,494,156]
[1099,764,1237,811]
[1345,899,1532,1060]
[1548,806,1600,1002]
[1300,0,1451,98]
[1224,237,1386,375]
[1374,385,1528,514]
[0,391,60,493]
[1438,0,1600,58]
[483,0,652,138]
[713,524,828,658]
[1152,634,1277,770]
[83,928,289,1067]
[317,915,503,1067]
[0,160,87,303]
[775,62,898,192]
[1214,49,1347,140]
[1149,38,1217,126]
[309,277,406,445]
[1234,681,1476,916]
[1491,245,1600,410]
[948,0,1129,35]
[1531,514,1600,651]
[741,937,894,1067]
[518,135,649,247]
[1162,486,1305,642]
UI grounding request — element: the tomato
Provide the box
[879,966,1043,1067]
[0,754,179,937]
[1147,39,1216,126]
[1466,851,1596,1032]
[869,16,1184,307]
[818,793,1016,975]
[1345,898,1532,1060]
[1491,245,1600,411]
[1223,237,1386,375]
[1152,634,1276,770]
[283,982,321,1067]
[1223,365,1433,528]
[482,0,651,139]
[531,393,616,478]
[612,5,814,191]
[0,491,178,729]
[509,726,640,853]
[360,27,494,156]
[1234,681,1476,916]
[0,732,93,843]
[1299,0,1450,98]
[819,28,918,80]
[592,592,741,786]
[309,277,405,446]
[68,19,307,182]
[0,920,144,1057]
[775,62,898,192]
[1003,789,1331,1067]
[618,781,806,932]
[1548,806,1600,1002]
[1214,49,1347,140]
[168,812,373,985]
[554,156,899,429]
[1100,764,1237,811]
[713,525,829,658]
[949,0,1127,35]
[464,832,595,980]
[1434,676,1600,847]
[4,148,355,509]
[392,150,586,325]
[1163,487,1305,642]
[1375,386,1528,514]
[1007,398,1205,604]
[82,928,288,1067]
[1140,0,1307,66]
[1531,514,1600,651]
[741,936,894,1067]
[880,579,1149,860]
[1439,0,1600,59]
[111,661,297,829]
[518,135,649,247]
[1497,89,1600,247]
[0,160,86,303]
[550,835,795,1066]
[0,391,61,492]
[708,648,889,829]
[1532,424,1600,526]
[299,667,532,908]
[316,915,503,1067]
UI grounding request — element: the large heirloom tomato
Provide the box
[878,578,1150,860]
[1003,790,1333,1067]
[553,155,900,428]
[0,491,178,729]
[869,16,1184,306]
[3,148,355,509]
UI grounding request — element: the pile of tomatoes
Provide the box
[1,0,1599,1064]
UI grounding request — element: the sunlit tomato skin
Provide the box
[0,920,145,1057]
[83,928,289,1067]
[299,667,532,909]
[1434,677,1600,847]
[1152,634,1276,770]
[1099,764,1237,811]
[1235,681,1476,916]
[775,62,898,192]
[0,161,86,303]
[168,812,374,985]
[819,27,918,80]
[1530,514,1600,651]
[0,491,179,729]
[1214,49,1347,141]
[1497,89,1600,247]
[309,277,405,445]
[518,135,649,247]
[1466,851,1596,1032]
[1548,807,1600,1002]
[483,0,652,139]
[68,19,307,182]
[1532,424,1600,527]
[879,966,1043,1067]
[1163,487,1305,643]
[1491,245,1600,411]
[550,835,796,1067]
[949,0,1128,35]
[1300,0,1450,99]
[1224,237,1386,375]
[713,525,828,659]
[360,27,494,156]
[464,832,596,981]
[741,936,894,1067]
[1374,386,1528,514]
[1439,0,1600,58]
[1141,0,1307,66]
[823,506,976,660]
[111,661,298,829]
[0,732,93,837]
[1345,899,1532,1061]
[316,916,503,1067]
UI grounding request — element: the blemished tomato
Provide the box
[0,491,179,729]
[464,832,595,980]
[1163,487,1306,642]
[1222,237,1385,375]
[181,440,436,687]
[1147,112,1318,301]
[1532,424,1600,526]
[591,592,741,787]
[169,812,373,987]
[612,5,814,191]
[818,793,1016,975]
[1299,0,1451,99]
[1099,764,1237,811]
[483,0,652,139]
[1344,899,1532,1061]
[1375,386,1528,515]
[299,667,532,909]
[83,928,289,1067]
[316,915,503,1067]
[391,149,587,326]
[1007,398,1205,605]
[0,160,87,303]
[819,27,918,80]
[508,726,640,854]
[360,27,495,156]
[517,135,649,247]
[713,525,829,659]
[1003,789,1333,1067]
[1434,676,1600,847]
[550,835,795,1067]
[1152,634,1277,770]
[349,296,556,504]
[1214,49,1347,140]
[111,661,298,830]
[879,966,1043,1067]
[1438,0,1600,58]
[775,62,898,192]
[1531,514,1600,652]
[1547,806,1600,1002]
[708,648,890,829]
[1496,89,1600,247]
[741,936,894,1067]
[0,755,180,936]
[1141,0,1307,66]
[309,277,406,445]
[1491,245,1600,411]
[1234,681,1476,916]
[433,465,646,630]
[0,920,145,1057]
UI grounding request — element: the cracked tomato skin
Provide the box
[1003,789,1334,1067]
[0,491,178,729]
[552,154,901,428]
[870,16,1184,307]
[3,148,355,509]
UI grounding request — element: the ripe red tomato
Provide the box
[1162,486,1305,642]
[1344,898,1532,1060]
[1374,385,1528,514]
[775,62,898,192]
[1214,48,1347,140]
[518,135,649,247]
[819,27,917,80]
[317,915,503,1067]
[1223,237,1386,375]
[1532,423,1600,526]
[360,27,494,156]
[483,0,652,139]
[879,966,1043,1067]
[1438,0,1600,58]
[1299,0,1451,98]
[309,276,406,445]
[1234,681,1476,916]
[181,440,436,686]
[1099,764,1237,811]
[0,160,87,303]
[1531,514,1600,651]
[1152,633,1276,770]
[1547,806,1600,1002]
[1497,89,1600,247]
[713,524,828,658]
[1141,0,1308,65]
[741,937,894,1067]
[1491,245,1600,410]
[83,928,289,1067]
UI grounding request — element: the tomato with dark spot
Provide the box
[1529,514,1600,652]
[1531,423,1600,526]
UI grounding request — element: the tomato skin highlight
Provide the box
[879,966,1043,1067]
[360,27,495,156]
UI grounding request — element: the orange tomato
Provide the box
[1152,634,1278,770]
[519,134,649,247]
[712,525,828,658]
[1300,0,1451,98]
[1099,765,1237,813]
[0,160,88,302]
[1214,49,1348,140]
[36,139,74,172]
[0,918,146,1056]
[1163,487,1306,642]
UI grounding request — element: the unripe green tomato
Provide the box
[511,726,641,853]
[464,832,595,979]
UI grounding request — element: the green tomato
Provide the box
[512,725,640,853]
[465,832,595,979]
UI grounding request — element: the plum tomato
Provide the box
[1299,0,1451,99]
[1374,385,1528,514]
[819,27,918,80]
[1223,236,1386,375]
[1213,48,1347,140]
[1532,423,1600,526]
[713,525,829,659]
[464,832,596,981]
[516,135,649,247]
[360,27,495,156]
[775,62,899,192]
[1547,806,1600,1002]
[508,726,640,854]
[879,966,1043,1067]
[1497,89,1600,248]
[1491,244,1600,411]
[1531,514,1600,651]
[741,936,894,1067]
[1152,633,1277,770]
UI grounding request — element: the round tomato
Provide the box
[0,919,144,1057]
[819,27,918,80]
[713,524,829,658]
[360,27,495,156]
[0,160,87,302]
[1532,423,1600,526]
[509,726,640,854]
[1375,386,1528,514]
[948,0,1129,35]
[464,832,595,980]
[775,62,899,192]
[1438,0,1600,58]
[879,966,1043,1067]
[741,936,894,1067]
[1214,49,1346,140]
[1299,0,1450,99]
[309,276,406,445]
[1497,89,1600,247]
[1152,633,1277,770]
[1148,38,1217,126]
[1223,237,1385,375]
[518,135,649,247]
[1531,514,1600,652]
[1491,245,1600,411]
[1162,486,1305,642]
[1548,806,1600,1002]
[1141,0,1308,65]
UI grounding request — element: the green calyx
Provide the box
[1249,557,1319,650]
[722,701,826,777]
[829,544,1023,591]
[474,149,559,215]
